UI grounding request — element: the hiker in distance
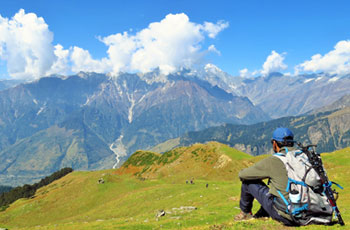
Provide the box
[235,127,341,226]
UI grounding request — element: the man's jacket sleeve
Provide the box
[238,157,271,181]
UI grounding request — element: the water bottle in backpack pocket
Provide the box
[289,190,302,217]
[274,149,335,225]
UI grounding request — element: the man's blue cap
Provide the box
[272,127,294,142]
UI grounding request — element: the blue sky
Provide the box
[1,0,350,79]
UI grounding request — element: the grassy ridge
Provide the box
[0,143,348,229]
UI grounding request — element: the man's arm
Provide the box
[239,156,272,181]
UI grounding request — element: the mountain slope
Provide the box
[157,107,350,155]
[237,73,350,118]
[0,71,268,186]
[312,94,350,114]
[199,65,350,119]
[0,79,23,91]
[0,143,348,230]
[0,124,114,186]
[122,78,268,153]
[0,73,108,152]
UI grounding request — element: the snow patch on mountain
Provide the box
[36,107,45,116]
[204,63,223,74]
[127,94,135,123]
[139,70,168,84]
[138,94,146,104]
[304,78,314,83]
[161,81,176,92]
[328,76,339,82]
[82,81,110,106]
[315,76,323,81]
[83,97,91,106]
[110,135,127,169]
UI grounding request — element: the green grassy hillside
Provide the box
[116,142,255,182]
[0,143,348,230]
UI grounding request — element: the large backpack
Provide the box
[274,148,337,225]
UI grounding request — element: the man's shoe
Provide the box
[234,211,253,221]
[253,207,269,218]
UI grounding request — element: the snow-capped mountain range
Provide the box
[0,69,266,185]
[200,64,350,118]
[1,65,350,186]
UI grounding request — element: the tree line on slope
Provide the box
[0,167,73,211]
[0,186,13,195]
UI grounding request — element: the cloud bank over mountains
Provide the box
[99,14,228,75]
[239,41,350,78]
[240,50,288,77]
[1,9,350,80]
[295,40,350,75]
[0,10,228,79]
[261,51,287,76]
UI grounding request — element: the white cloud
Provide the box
[0,9,56,79]
[0,16,8,56]
[102,13,228,75]
[261,50,287,76]
[0,43,3,57]
[208,45,221,55]
[203,21,229,38]
[239,68,250,78]
[0,11,228,79]
[295,40,350,75]
[239,68,260,78]
[46,44,70,75]
[240,51,287,77]
[71,46,112,73]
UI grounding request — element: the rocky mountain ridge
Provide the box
[156,107,350,155]
[2,66,350,186]
[199,64,350,118]
[0,71,267,186]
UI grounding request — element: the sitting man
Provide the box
[234,127,296,226]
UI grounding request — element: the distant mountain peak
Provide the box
[77,71,92,79]
[204,63,224,74]
[79,71,109,78]
[137,68,169,84]
[263,72,284,78]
